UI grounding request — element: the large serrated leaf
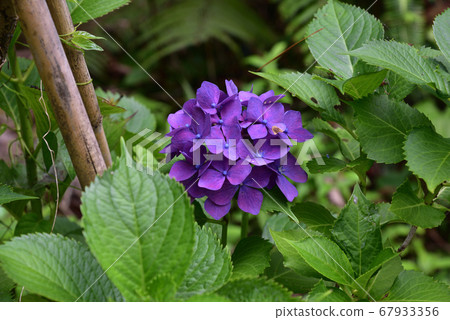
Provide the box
[433,8,450,63]
[231,236,272,279]
[217,277,296,302]
[349,40,450,95]
[81,161,195,301]
[386,271,450,302]
[176,226,232,299]
[0,233,122,302]
[351,95,432,164]
[306,0,384,79]
[390,180,445,228]
[332,185,382,276]
[68,0,131,24]
[254,71,342,123]
[404,127,450,192]
[288,236,355,285]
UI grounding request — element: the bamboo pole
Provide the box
[0,0,17,70]
[46,0,112,167]
[13,0,106,188]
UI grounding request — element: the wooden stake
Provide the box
[46,0,112,167]
[13,0,106,188]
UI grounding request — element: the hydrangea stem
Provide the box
[241,212,249,239]
[221,215,228,247]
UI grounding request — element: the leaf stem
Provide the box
[241,212,249,239]
[397,225,417,253]
[221,215,228,247]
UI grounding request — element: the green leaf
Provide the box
[306,280,351,302]
[42,131,58,171]
[404,127,450,192]
[254,71,342,123]
[386,271,450,302]
[0,267,14,302]
[81,161,195,301]
[265,249,319,293]
[311,118,360,160]
[347,154,374,179]
[146,274,177,302]
[352,248,398,295]
[231,236,272,279]
[435,186,450,209]
[271,229,322,278]
[262,213,298,244]
[69,0,131,24]
[97,97,126,116]
[176,226,232,299]
[348,40,450,95]
[186,293,230,302]
[14,213,52,236]
[292,202,336,236]
[390,180,445,228]
[332,185,382,276]
[70,31,104,51]
[288,236,355,285]
[217,278,296,302]
[351,95,432,164]
[384,71,416,100]
[0,233,122,302]
[433,8,450,63]
[306,0,384,79]
[306,157,346,174]
[0,184,37,205]
[367,255,403,300]
[342,70,388,99]
[18,86,58,140]
[260,188,298,223]
[109,95,157,133]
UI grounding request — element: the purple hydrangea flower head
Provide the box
[165,79,313,220]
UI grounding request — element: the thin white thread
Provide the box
[38,80,59,233]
